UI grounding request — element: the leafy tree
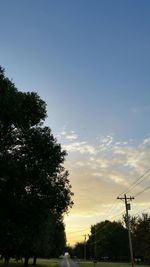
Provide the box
[0,67,73,265]
[73,242,85,259]
[31,214,66,264]
[47,217,66,258]
[133,213,150,261]
[88,220,129,261]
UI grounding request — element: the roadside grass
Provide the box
[0,258,59,267]
[0,259,149,267]
[79,262,149,267]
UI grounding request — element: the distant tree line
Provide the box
[0,67,73,266]
[69,213,150,263]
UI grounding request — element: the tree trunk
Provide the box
[32,256,37,266]
[24,256,29,267]
[4,256,9,265]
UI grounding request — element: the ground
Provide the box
[0,258,149,267]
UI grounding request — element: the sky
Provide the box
[1,0,150,245]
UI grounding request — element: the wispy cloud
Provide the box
[131,105,150,114]
[57,128,96,155]
[65,131,78,141]
[99,135,114,152]
[57,129,78,141]
[64,141,96,155]
[58,129,150,244]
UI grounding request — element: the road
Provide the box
[59,256,79,267]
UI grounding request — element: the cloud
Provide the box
[57,129,150,244]
[131,105,150,114]
[57,129,96,155]
[65,131,78,141]
[63,141,96,155]
[99,135,113,152]
[57,129,78,141]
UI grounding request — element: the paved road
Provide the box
[59,256,79,267]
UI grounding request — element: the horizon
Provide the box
[0,0,150,245]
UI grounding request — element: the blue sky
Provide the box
[1,0,150,140]
[1,0,150,244]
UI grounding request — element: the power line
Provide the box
[67,233,88,237]
[92,200,123,232]
[134,184,150,197]
[67,169,150,246]
[100,199,118,220]
[66,204,123,236]
[88,209,125,240]
[109,209,125,220]
[66,227,90,234]
[67,206,150,244]
[67,201,122,238]
[131,206,150,217]
[67,167,150,245]
[70,205,150,245]
[103,201,121,219]
[117,194,135,267]
[87,221,111,246]
[118,168,150,197]
[87,212,125,247]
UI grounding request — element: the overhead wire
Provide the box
[131,205,150,217]
[87,211,125,246]
[100,200,119,221]
[88,209,125,238]
[87,202,148,247]
[67,168,150,245]
[88,174,150,244]
[66,200,123,239]
[134,184,150,197]
[87,207,150,248]
[109,209,125,220]
[66,204,121,243]
[66,227,90,234]
[118,168,150,197]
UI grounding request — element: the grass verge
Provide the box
[79,262,149,267]
[0,258,59,267]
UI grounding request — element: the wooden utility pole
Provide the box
[117,194,135,267]
[94,226,97,260]
[93,226,97,267]
[83,234,87,261]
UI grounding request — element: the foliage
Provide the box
[87,220,129,261]
[72,214,150,263]
[0,66,73,264]
[131,213,150,261]
[73,242,85,259]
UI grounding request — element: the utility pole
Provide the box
[94,226,97,260]
[117,194,135,267]
[93,226,97,267]
[83,234,87,261]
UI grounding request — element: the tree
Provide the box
[133,214,150,262]
[73,242,84,259]
[31,214,66,264]
[46,216,67,258]
[87,220,129,261]
[0,67,73,265]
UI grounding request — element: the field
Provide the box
[0,258,150,267]
[79,262,149,267]
[0,258,59,267]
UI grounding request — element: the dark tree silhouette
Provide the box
[87,220,129,261]
[130,214,150,262]
[0,67,73,265]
